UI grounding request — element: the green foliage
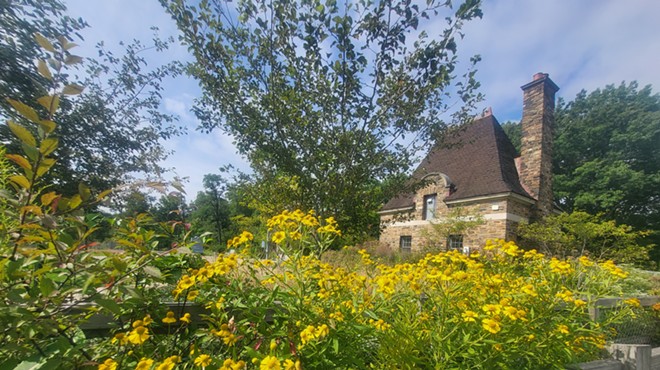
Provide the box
[161,0,484,242]
[0,37,198,368]
[421,207,485,252]
[0,0,184,196]
[502,82,660,266]
[517,211,651,266]
[553,82,660,261]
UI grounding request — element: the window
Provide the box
[423,194,436,220]
[399,236,412,253]
[446,235,463,251]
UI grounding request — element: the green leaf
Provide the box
[62,84,84,95]
[78,183,91,201]
[34,33,55,52]
[41,192,58,206]
[8,120,36,146]
[39,277,56,297]
[37,60,52,80]
[13,361,42,370]
[40,138,58,156]
[37,95,60,115]
[94,298,122,315]
[7,99,40,123]
[21,142,40,162]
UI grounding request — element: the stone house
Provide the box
[379,73,559,253]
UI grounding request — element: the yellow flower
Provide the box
[135,358,154,370]
[462,310,478,322]
[283,359,301,370]
[557,324,570,334]
[111,332,127,345]
[127,326,149,345]
[270,339,278,351]
[178,275,195,290]
[482,318,501,334]
[98,358,117,370]
[260,356,281,370]
[156,356,181,370]
[623,298,641,308]
[162,311,177,324]
[142,314,153,326]
[187,290,199,301]
[180,313,192,324]
[574,299,587,308]
[272,231,286,244]
[194,354,212,367]
[482,304,501,316]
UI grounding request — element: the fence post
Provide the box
[635,345,651,370]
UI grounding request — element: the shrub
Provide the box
[92,212,638,369]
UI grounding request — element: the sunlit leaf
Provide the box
[37,95,60,115]
[97,189,113,200]
[7,120,36,146]
[5,154,31,171]
[34,32,55,52]
[6,99,40,123]
[38,119,56,134]
[62,84,84,95]
[37,60,52,80]
[64,55,83,65]
[36,158,56,177]
[41,192,58,206]
[39,137,58,156]
[68,194,82,209]
[9,175,30,189]
[78,183,91,201]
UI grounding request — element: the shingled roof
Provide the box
[381,114,533,211]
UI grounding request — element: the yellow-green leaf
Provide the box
[5,154,31,171]
[6,99,40,123]
[64,55,83,65]
[78,183,91,201]
[40,137,58,156]
[38,119,57,134]
[41,192,58,206]
[63,42,78,50]
[36,158,56,177]
[69,194,82,209]
[37,95,60,115]
[7,120,36,146]
[97,189,113,200]
[21,205,43,216]
[34,33,55,52]
[10,175,31,189]
[37,60,52,80]
[62,84,84,95]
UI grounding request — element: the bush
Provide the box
[91,213,640,369]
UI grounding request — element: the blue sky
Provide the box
[65,0,660,199]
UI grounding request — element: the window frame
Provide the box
[399,235,412,253]
[446,234,464,251]
[422,194,437,220]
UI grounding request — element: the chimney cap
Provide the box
[521,72,559,93]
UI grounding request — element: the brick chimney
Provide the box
[519,73,559,218]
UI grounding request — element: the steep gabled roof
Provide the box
[381,114,532,211]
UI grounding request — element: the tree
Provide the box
[1,0,184,196]
[517,211,651,267]
[161,0,483,241]
[190,174,232,247]
[502,82,660,264]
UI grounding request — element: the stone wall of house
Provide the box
[379,196,531,253]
